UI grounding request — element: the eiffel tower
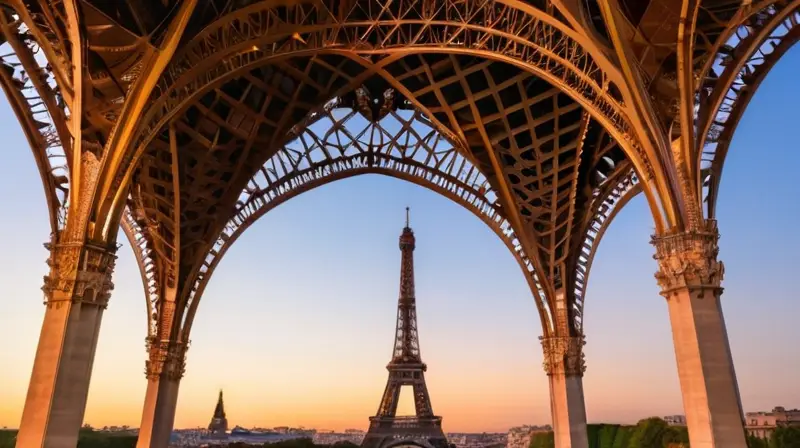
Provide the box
[362,209,450,448]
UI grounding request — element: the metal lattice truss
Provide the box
[105,0,640,216]
[697,1,800,218]
[121,208,161,337]
[171,97,551,339]
[0,5,71,233]
[129,64,634,340]
[1,0,798,346]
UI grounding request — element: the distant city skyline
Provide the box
[1,49,799,434]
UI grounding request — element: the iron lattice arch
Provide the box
[697,1,800,218]
[111,0,643,343]
[0,5,72,234]
[1,0,796,344]
[127,66,634,345]
[2,0,797,391]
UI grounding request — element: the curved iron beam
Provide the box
[699,5,799,218]
[177,104,554,341]
[0,0,73,101]
[696,0,793,89]
[570,168,640,333]
[100,0,659,238]
[121,207,161,338]
[0,7,71,233]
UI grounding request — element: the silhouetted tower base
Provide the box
[362,209,449,448]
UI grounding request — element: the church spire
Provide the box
[208,390,228,435]
[213,390,225,419]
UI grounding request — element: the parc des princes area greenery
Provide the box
[2,419,800,448]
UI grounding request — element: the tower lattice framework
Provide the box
[362,210,449,448]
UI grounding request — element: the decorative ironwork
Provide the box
[144,338,188,381]
[0,5,71,232]
[41,241,117,309]
[4,1,797,446]
[652,220,725,297]
[698,3,800,218]
[128,0,633,192]
[570,169,640,333]
[121,207,161,338]
[362,218,449,448]
[540,335,587,377]
[178,98,553,336]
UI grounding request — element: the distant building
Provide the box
[507,425,551,448]
[746,406,800,439]
[208,390,229,437]
[663,415,686,426]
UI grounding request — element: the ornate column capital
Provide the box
[42,241,117,309]
[651,220,724,297]
[145,338,188,381]
[540,335,586,377]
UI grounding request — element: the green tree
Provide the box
[529,431,555,448]
[661,425,689,447]
[597,425,619,448]
[0,430,17,448]
[610,426,632,448]
[628,417,672,448]
[748,433,769,448]
[771,426,800,448]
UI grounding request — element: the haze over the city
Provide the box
[0,46,798,436]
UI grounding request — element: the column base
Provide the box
[652,224,747,448]
[136,377,181,448]
[549,374,589,448]
[666,289,746,448]
[16,301,105,448]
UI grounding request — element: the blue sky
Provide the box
[0,47,798,432]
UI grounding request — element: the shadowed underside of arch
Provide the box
[123,84,638,343]
[125,41,639,347]
[95,0,655,240]
[160,100,555,340]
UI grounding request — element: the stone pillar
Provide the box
[541,335,588,448]
[16,242,117,448]
[652,221,746,448]
[136,339,188,448]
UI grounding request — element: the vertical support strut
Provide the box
[541,333,589,448]
[136,338,187,448]
[16,241,117,448]
[652,221,746,448]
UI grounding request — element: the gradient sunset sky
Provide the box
[1,48,798,433]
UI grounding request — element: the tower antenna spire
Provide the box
[405,207,410,228]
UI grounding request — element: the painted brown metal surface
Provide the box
[0,1,797,446]
[2,0,794,340]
